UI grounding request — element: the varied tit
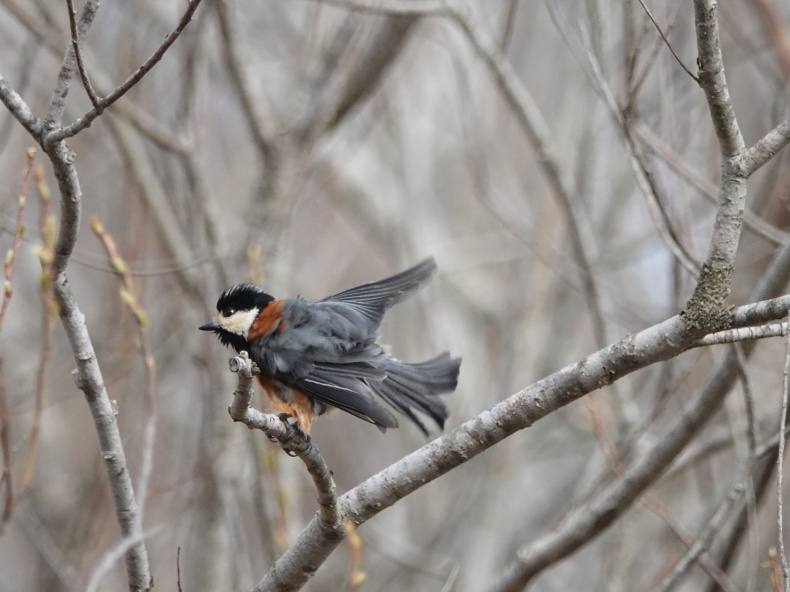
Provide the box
[200,258,461,435]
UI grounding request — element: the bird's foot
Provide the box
[277,413,312,456]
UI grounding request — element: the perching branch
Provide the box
[228,353,342,536]
[250,290,790,591]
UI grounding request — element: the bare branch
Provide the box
[44,137,152,590]
[731,294,790,328]
[90,217,159,520]
[635,123,788,246]
[692,322,789,347]
[744,117,790,176]
[44,0,101,128]
[46,0,204,144]
[19,165,57,493]
[0,72,43,139]
[0,149,35,533]
[0,148,35,332]
[683,0,750,332]
[65,0,100,108]
[491,224,790,592]
[637,0,699,82]
[581,32,701,275]
[254,310,711,591]
[652,462,750,592]
[213,0,276,163]
[228,353,342,535]
[693,0,745,157]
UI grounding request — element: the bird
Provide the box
[199,258,461,436]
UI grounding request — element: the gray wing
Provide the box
[319,257,437,333]
[253,301,398,429]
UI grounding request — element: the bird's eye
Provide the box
[221,307,235,317]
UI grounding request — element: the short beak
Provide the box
[199,320,220,332]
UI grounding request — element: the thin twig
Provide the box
[46,0,204,144]
[779,316,790,590]
[44,0,101,127]
[0,360,10,533]
[85,525,164,592]
[345,520,366,592]
[635,123,788,246]
[581,30,700,276]
[90,216,159,520]
[65,0,100,108]
[636,0,699,82]
[587,400,738,592]
[734,344,757,454]
[19,165,57,493]
[0,148,36,331]
[177,547,183,592]
[744,117,790,176]
[0,148,36,533]
[651,462,751,592]
[213,0,275,163]
[692,322,789,347]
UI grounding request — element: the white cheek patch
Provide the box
[217,308,259,337]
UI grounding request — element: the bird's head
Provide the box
[199,283,275,349]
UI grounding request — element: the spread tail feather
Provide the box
[373,353,461,436]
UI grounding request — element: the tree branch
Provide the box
[744,117,790,175]
[692,321,788,347]
[44,0,101,128]
[693,0,744,157]
[253,308,735,590]
[682,0,749,332]
[637,0,699,82]
[652,461,750,592]
[0,72,43,139]
[490,225,790,592]
[44,139,153,592]
[65,0,101,108]
[213,0,277,164]
[45,0,203,144]
[228,353,342,536]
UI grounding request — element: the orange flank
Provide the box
[256,373,316,434]
[248,300,284,342]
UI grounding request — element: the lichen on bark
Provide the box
[681,262,734,332]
